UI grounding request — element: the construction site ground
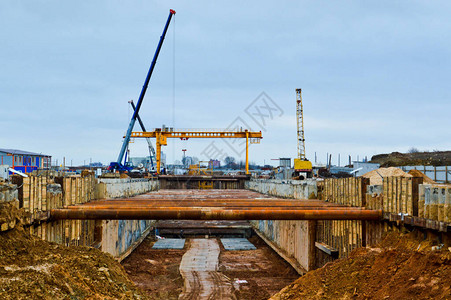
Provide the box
[121,232,300,300]
[1,220,451,299]
[271,231,451,300]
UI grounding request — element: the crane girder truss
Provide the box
[130,130,263,139]
[130,129,263,174]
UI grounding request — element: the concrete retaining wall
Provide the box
[251,219,315,274]
[98,178,159,198]
[246,179,318,273]
[101,219,153,259]
[246,179,317,199]
[97,178,159,259]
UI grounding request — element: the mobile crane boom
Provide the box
[129,100,156,169]
[110,9,175,172]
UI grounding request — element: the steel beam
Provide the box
[50,208,382,221]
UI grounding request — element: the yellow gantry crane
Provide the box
[293,89,313,179]
[130,129,262,174]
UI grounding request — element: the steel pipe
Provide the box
[66,199,348,207]
[50,208,382,221]
[64,205,365,211]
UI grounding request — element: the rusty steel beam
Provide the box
[50,208,382,221]
[86,198,335,202]
[64,201,352,207]
[75,199,346,206]
[81,202,344,208]
[62,205,367,211]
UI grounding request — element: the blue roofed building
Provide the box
[0,148,51,173]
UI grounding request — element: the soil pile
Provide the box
[0,202,24,231]
[0,226,149,299]
[408,169,436,184]
[270,232,451,300]
[362,167,412,185]
[370,151,451,167]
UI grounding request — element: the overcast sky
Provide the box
[1,1,450,167]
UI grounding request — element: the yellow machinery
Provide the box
[130,129,262,174]
[188,162,214,189]
[293,89,313,178]
[188,162,213,176]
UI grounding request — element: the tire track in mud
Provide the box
[179,239,234,300]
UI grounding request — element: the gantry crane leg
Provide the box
[245,131,249,175]
[156,131,167,174]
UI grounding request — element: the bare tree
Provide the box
[408,147,419,153]
[224,156,236,167]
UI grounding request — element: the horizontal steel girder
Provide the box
[49,189,382,221]
[50,208,382,221]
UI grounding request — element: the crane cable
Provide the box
[172,14,176,129]
[171,14,176,164]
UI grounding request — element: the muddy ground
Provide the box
[219,236,299,300]
[121,236,186,299]
[271,232,451,300]
[121,235,299,300]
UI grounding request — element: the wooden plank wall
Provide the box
[29,219,97,247]
[19,174,98,247]
[316,177,368,268]
[21,175,96,214]
[320,177,367,207]
[381,177,422,216]
[317,176,450,260]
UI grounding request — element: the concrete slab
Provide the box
[220,238,256,250]
[152,238,186,249]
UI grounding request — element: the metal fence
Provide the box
[399,165,450,183]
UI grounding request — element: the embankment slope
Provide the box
[271,232,451,300]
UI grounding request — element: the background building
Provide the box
[0,148,51,173]
[352,161,380,177]
[208,159,220,169]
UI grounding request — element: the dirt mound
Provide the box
[0,226,149,299]
[270,232,451,300]
[0,202,24,230]
[370,151,451,167]
[362,167,412,185]
[408,169,436,184]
